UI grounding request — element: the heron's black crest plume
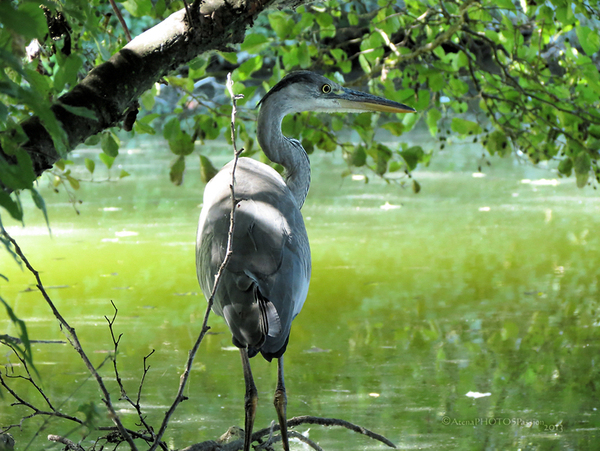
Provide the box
[257,70,322,108]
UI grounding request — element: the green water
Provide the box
[2,134,600,450]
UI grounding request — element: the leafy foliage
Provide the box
[0,0,600,223]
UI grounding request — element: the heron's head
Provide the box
[258,71,416,116]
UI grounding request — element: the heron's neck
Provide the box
[257,100,311,209]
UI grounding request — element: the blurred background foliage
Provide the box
[0,0,600,223]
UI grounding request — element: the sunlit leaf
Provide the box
[574,151,590,188]
[169,131,195,156]
[200,155,218,183]
[170,155,185,185]
[31,188,50,230]
[99,153,115,169]
[101,132,119,158]
[451,118,482,136]
[575,26,600,56]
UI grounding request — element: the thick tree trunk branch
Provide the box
[6,0,304,183]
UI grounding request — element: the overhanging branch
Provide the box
[5,0,304,186]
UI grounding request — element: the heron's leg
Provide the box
[273,356,289,451]
[240,348,258,451]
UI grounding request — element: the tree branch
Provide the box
[149,73,244,451]
[0,229,138,451]
[2,0,305,191]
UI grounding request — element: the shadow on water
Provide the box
[2,132,600,450]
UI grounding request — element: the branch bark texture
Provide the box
[10,0,302,181]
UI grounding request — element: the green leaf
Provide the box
[268,12,293,39]
[426,108,442,136]
[85,135,101,146]
[119,169,130,179]
[575,26,600,56]
[428,72,444,92]
[0,150,36,190]
[558,157,573,177]
[1,297,38,375]
[238,56,263,80]
[122,0,153,17]
[574,151,590,188]
[200,155,218,183]
[316,12,335,38]
[67,175,80,190]
[400,145,424,171]
[54,55,83,92]
[486,130,511,156]
[495,0,516,11]
[412,179,421,194]
[0,2,46,40]
[0,190,22,221]
[101,132,119,158]
[85,158,95,174]
[501,321,519,340]
[31,188,50,230]
[163,117,180,141]
[169,131,195,156]
[99,153,115,169]
[140,87,157,110]
[134,121,156,135]
[170,155,186,186]
[240,33,270,54]
[350,146,367,167]
[59,103,97,120]
[451,118,482,136]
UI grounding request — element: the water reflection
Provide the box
[2,137,600,449]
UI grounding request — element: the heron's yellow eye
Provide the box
[321,84,332,94]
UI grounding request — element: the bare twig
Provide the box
[0,229,138,451]
[104,303,166,450]
[47,434,85,451]
[137,350,156,409]
[288,416,396,448]
[107,0,132,42]
[255,427,323,451]
[149,72,244,451]
[183,413,396,451]
[0,334,65,345]
[1,343,56,413]
[251,415,397,449]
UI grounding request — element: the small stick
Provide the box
[107,0,132,42]
[47,435,85,451]
[149,73,244,451]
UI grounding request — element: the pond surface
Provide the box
[2,133,600,450]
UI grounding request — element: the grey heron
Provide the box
[196,71,415,451]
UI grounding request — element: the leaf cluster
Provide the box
[1,0,600,222]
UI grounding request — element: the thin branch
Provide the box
[184,414,396,450]
[0,229,138,451]
[137,350,155,408]
[255,415,397,449]
[255,429,323,451]
[0,335,65,345]
[47,434,85,451]
[104,303,166,450]
[149,73,244,451]
[287,431,323,451]
[107,0,132,42]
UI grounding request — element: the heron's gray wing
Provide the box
[196,158,310,357]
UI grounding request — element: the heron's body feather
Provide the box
[196,157,311,360]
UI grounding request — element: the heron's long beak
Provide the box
[337,87,416,114]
